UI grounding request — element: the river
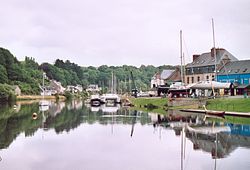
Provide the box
[0,100,250,170]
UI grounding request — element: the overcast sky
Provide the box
[1,0,250,67]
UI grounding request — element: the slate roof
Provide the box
[186,48,238,68]
[218,60,250,75]
[160,70,175,79]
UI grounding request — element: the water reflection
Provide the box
[0,101,250,170]
[152,110,250,160]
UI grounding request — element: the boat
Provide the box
[39,72,50,111]
[203,105,225,117]
[90,94,101,106]
[100,72,121,104]
[205,110,225,117]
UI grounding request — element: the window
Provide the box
[206,75,209,81]
[235,69,240,73]
[187,77,190,84]
[212,75,215,81]
[191,77,194,83]
[197,76,200,82]
[243,68,248,73]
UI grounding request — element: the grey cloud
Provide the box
[0,0,249,66]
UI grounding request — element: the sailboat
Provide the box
[168,30,190,98]
[100,71,121,104]
[39,72,49,111]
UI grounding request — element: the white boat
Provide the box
[39,100,50,111]
[90,94,101,106]
[100,93,121,103]
[100,104,120,113]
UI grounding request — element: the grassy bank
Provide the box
[130,97,250,115]
[130,97,168,114]
[206,98,250,112]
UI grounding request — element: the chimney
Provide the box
[211,48,225,57]
[211,47,216,58]
[193,54,200,61]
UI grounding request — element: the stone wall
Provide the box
[168,98,207,108]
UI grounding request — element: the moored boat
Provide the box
[203,105,225,117]
[90,94,101,106]
[205,110,225,117]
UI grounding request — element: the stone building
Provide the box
[185,48,238,84]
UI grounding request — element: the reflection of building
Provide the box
[48,102,66,116]
[185,123,250,159]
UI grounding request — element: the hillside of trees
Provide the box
[0,47,177,99]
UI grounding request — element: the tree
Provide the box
[0,65,8,84]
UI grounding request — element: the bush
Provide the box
[64,91,73,100]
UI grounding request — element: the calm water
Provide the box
[0,100,250,170]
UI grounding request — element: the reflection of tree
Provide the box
[0,103,41,149]
[0,101,152,150]
[45,107,84,133]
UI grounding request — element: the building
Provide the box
[150,72,165,88]
[163,68,181,85]
[151,69,181,96]
[185,48,238,84]
[12,85,21,96]
[66,85,83,93]
[50,80,65,94]
[151,69,181,88]
[86,84,101,94]
[217,60,250,95]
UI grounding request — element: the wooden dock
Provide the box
[180,109,250,117]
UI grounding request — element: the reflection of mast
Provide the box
[130,110,137,137]
[181,126,184,170]
[214,127,218,170]
[181,125,186,170]
[41,111,46,139]
[214,134,217,170]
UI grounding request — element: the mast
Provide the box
[42,72,45,99]
[111,71,114,93]
[212,18,217,81]
[180,30,184,83]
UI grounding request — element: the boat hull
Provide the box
[206,111,225,117]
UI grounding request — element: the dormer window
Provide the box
[235,69,240,73]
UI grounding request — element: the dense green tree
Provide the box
[0,65,8,84]
[0,47,178,96]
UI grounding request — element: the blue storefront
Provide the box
[217,73,250,85]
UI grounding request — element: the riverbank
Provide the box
[129,97,168,114]
[17,95,66,100]
[206,98,250,112]
[130,97,250,114]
